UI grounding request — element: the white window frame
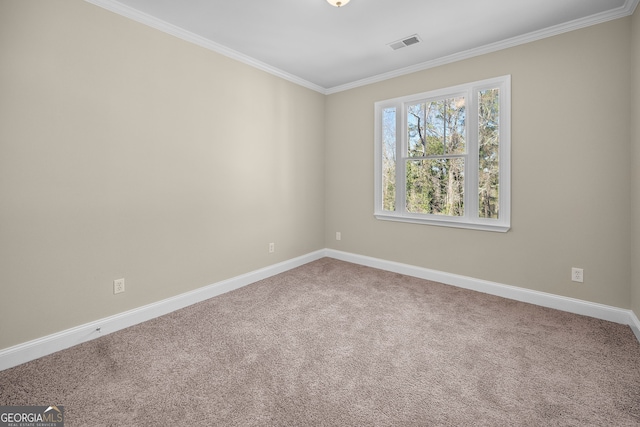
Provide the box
[374,75,511,232]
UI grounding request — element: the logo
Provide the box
[0,406,64,427]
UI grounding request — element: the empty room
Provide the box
[1,0,640,425]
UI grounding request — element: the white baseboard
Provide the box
[0,250,325,372]
[325,249,640,341]
[1,248,639,372]
[629,312,640,342]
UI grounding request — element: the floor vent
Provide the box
[388,34,422,50]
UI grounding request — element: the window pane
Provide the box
[382,107,396,211]
[445,97,466,154]
[406,158,464,216]
[409,98,466,157]
[407,102,426,156]
[478,88,500,219]
[424,100,445,155]
[416,97,467,157]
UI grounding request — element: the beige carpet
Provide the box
[1,258,639,426]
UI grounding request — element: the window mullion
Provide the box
[466,89,479,222]
[397,103,407,215]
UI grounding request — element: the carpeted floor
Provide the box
[1,258,639,426]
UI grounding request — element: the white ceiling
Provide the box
[87,0,638,93]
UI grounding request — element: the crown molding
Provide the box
[85,0,637,96]
[326,0,640,94]
[625,0,640,14]
[84,0,328,94]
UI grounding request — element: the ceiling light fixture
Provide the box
[327,0,350,7]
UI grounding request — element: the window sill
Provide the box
[374,212,510,233]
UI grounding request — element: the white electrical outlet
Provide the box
[336,232,341,241]
[269,243,275,253]
[114,278,125,294]
[571,268,584,283]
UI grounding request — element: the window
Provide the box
[374,75,510,232]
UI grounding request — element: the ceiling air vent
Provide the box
[388,34,422,51]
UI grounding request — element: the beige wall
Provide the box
[1,0,638,353]
[326,18,633,309]
[632,8,640,317]
[0,0,326,349]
